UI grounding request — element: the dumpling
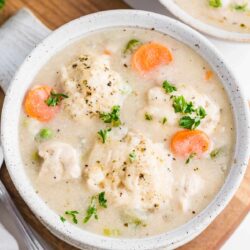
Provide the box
[84,133,174,212]
[59,54,131,120]
[38,141,81,181]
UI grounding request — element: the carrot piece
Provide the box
[205,70,213,80]
[131,42,173,74]
[24,85,59,122]
[170,130,210,157]
[103,49,112,55]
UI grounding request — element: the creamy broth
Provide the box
[19,27,235,238]
[175,0,250,33]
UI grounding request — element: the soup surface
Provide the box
[175,0,250,33]
[19,27,235,238]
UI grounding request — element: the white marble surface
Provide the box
[124,1,250,249]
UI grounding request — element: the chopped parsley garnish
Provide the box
[185,153,196,164]
[129,151,136,162]
[0,0,5,9]
[98,192,107,208]
[233,3,248,11]
[45,91,68,107]
[196,106,207,119]
[172,96,195,114]
[162,80,177,93]
[133,218,147,227]
[65,210,79,224]
[179,106,207,130]
[209,0,222,8]
[162,117,168,125]
[83,197,98,223]
[36,128,53,140]
[165,92,206,130]
[99,106,121,127]
[98,128,111,143]
[60,216,66,223]
[124,39,141,54]
[210,148,221,159]
[179,116,199,130]
[84,192,108,223]
[145,113,153,121]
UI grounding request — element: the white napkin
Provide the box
[0,223,18,250]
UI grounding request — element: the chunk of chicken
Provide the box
[143,85,220,134]
[84,133,174,212]
[38,141,81,181]
[59,54,130,121]
[177,173,204,212]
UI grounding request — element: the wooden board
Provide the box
[0,1,249,249]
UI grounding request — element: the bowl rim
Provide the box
[1,9,250,250]
[159,0,250,42]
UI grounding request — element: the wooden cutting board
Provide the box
[0,1,249,249]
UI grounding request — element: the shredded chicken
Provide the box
[143,85,220,134]
[177,173,204,212]
[38,141,81,181]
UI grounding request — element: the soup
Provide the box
[175,0,250,33]
[19,27,235,238]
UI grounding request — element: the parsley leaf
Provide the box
[99,106,121,127]
[84,192,108,223]
[98,192,107,208]
[209,0,222,8]
[145,113,153,121]
[162,80,177,93]
[98,128,111,143]
[45,91,68,107]
[179,116,201,130]
[185,153,196,164]
[210,148,221,159]
[172,96,195,114]
[233,3,248,11]
[129,151,136,162]
[124,39,141,54]
[162,117,167,125]
[65,210,79,224]
[60,216,66,223]
[83,197,98,223]
[178,104,207,130]
[161,84,207,129]
[179,116,198,130]
[0,0,5,10]
[196,106,207,119]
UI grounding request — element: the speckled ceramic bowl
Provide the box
[159,0,250,42]
[1,9,250,250]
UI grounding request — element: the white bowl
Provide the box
[1,10,250,250]
[159,0,250,42]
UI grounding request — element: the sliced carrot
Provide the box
[24,85,59,122]
[103,49,112,55]
[205,70,213,80]
[131,42,173,74]
[170,130,210,157]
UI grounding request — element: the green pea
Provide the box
[36,128,53,141]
